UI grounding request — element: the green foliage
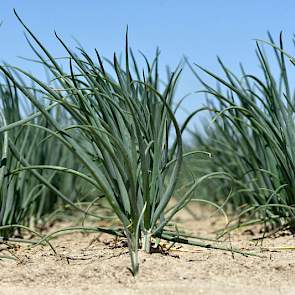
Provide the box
[0,11,210,274]
[0,80,71,235]
[2,11,280,275]
[192,33,295,230]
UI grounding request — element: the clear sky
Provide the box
[0,1,295,125]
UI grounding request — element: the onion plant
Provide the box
[0,74,84,236]
[0,11,216,275]
[191,33,295,231]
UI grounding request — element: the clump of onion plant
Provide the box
[190,33,295,232]
[0,75,85,237]
[0,11,216,275]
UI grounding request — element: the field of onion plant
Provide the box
[1,11,294,275]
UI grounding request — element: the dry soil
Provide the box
[1,206,295,295]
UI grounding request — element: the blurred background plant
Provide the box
[190,33,295,233]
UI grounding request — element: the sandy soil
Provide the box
[1,206,295,295]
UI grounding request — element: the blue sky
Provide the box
[0,1,295,125]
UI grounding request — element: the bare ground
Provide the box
[1,206,295,295]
